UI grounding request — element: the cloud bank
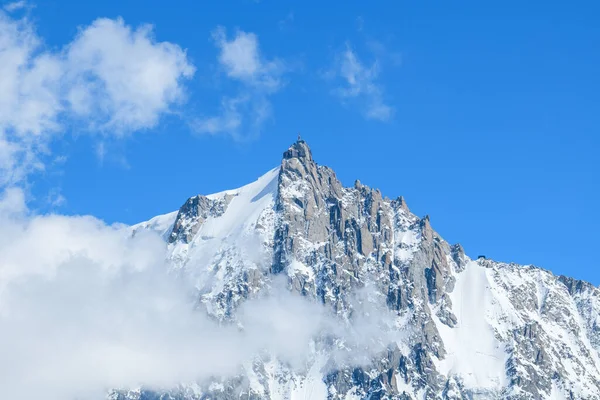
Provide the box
[0,190,326,399]
[0,189,403,400]
[0,155,397,399]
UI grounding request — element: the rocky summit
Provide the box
[122,139,600,400]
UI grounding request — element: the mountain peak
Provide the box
[131,138,600,400]
[282,138,313,162]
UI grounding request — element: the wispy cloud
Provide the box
[278,12,294,31]
[193,96,243,135]
[45,187,66,208]
[325,43,394,122]
[3,0,28,12]
[356,16,364,32]
[193,27,285,140]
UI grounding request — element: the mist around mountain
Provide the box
[1,140,598,400]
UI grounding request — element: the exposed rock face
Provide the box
[169,194,235,243]
[122,140,600,400]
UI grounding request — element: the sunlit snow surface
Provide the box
[160,167,279,319]
[433,261,508,391]
[433,258,600,398]
[131,211,178,240]
[131,166,600,399]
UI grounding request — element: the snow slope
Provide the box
[131,211,178,240]
[167,167,279,319]
[434,261,508,392]
[125,140,600,400]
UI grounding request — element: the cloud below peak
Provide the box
[0,189,402,399]
[0,191,392,400]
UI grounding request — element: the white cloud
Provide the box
[66,18,195,133]
[328,43,393,122]
[194,27,284,138]
[0,186,26,215]
[0,11,194,187]
[0,12,62,136]
[213,28,261,81]
[0,134,42,185]
[212,27,282,91]
[0,11,60,185]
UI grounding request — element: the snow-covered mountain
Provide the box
[121,139,600,400]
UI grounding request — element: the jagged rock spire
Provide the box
[396,195,410,213]
[283,137,313,162]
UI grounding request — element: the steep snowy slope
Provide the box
[119,140,600,400]
[132,167,279,319]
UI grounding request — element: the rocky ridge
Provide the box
[121,139,600,400]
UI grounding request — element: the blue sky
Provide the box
[2,0,599,284]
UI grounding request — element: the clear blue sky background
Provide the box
[23,0,600,284]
